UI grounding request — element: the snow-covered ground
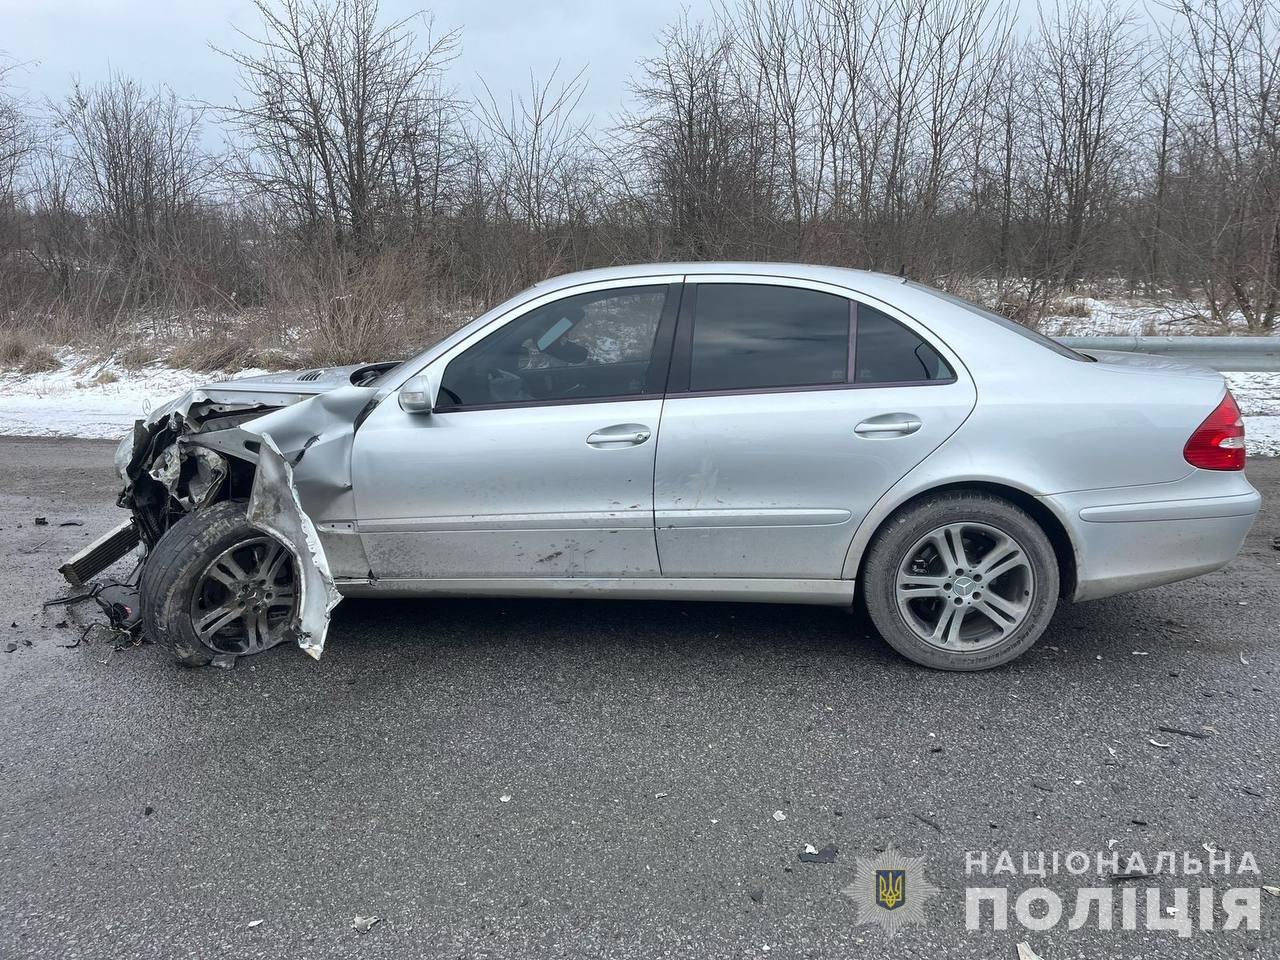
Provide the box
[0,353,263,440]
[0,347,1277,456]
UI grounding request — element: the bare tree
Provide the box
[50,75,212,306]
[1163,0,1280,331]
[219,0,460,255]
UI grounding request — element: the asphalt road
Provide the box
[1,437,1277,960]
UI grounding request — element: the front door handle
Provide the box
[587,423,652,447]
[854,414,922,437]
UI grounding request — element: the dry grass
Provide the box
[117,341,162,370]
[1048,296,1093,318]
[18,344,59,373]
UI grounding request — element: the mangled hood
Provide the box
[138,361,398,432]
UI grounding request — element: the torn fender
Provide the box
[248,434,344,659]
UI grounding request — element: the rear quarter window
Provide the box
[854,305,954,383]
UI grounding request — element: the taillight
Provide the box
[1184,392,1245,470]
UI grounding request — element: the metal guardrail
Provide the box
[1057,335,1280,372]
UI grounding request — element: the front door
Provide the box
[351,281,680,580]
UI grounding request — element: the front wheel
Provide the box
[140,501,300,665]
[862,492,1059,670]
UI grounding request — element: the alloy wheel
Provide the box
[894,521,1035,652]
[189,536,297,655]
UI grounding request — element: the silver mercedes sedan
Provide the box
[67,263,1261,670]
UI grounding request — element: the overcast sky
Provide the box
[0,0,708,128]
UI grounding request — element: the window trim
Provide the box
[430,281,683,414]
[667,277,958,399]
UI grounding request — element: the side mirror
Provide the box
[398,374,433,414]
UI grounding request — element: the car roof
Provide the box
[531,262,909,298]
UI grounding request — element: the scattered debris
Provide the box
[1262,885,1279,898]
[143,805,154,816]
[1157,725,1210,740]
[1109,868,1152,882]
[1031,780,1053,792]
[798,843,839,864]
[59,520,84,527]
[500,795,512,803]
[34,517,48,526]
[772,810,787,822]
[211,655,237,670]
[1243,786,1263,798]
[3,641,16,653]
[1016,943,1044,960]
[913,812,943,834]
[351,916,381,934]
[748,885,764,903]
[1148,738,1173,749]
[1131,651,1149,656]
[1132,818,1148,826]
[44,577,143,642]
[654,792,669,799]
[1240,652,1250,666]
[247,919,264,928]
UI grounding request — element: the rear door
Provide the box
[653,276,976,579]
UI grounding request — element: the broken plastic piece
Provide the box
[798,843,839,864]
[352,916,381,933]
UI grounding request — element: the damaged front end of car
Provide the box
[60,363,396,662]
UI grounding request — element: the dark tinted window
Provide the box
[854,306,953,383]
[689,284,849,392]
[438,286,668,408]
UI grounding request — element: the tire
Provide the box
[140,500,299,666]
[862,491,1059,671]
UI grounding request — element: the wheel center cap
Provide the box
[952,576,976,598]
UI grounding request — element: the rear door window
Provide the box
[688,284,850,392]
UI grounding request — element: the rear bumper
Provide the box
[1044,476,1262,601]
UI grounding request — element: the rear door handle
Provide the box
[587,423,652,447]
[854,414,922,437]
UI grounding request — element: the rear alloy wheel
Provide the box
[863,492,1059,670]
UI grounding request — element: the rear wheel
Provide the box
[140,501,299,665]
[862,492,1059,670]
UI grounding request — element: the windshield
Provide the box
[905,281,1091,361]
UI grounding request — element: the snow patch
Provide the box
[0,352,267,440]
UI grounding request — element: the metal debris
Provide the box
[1157,725,1210,740]
[352,916,382,933]
[772,810,787,822]
[798,843,839,864]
